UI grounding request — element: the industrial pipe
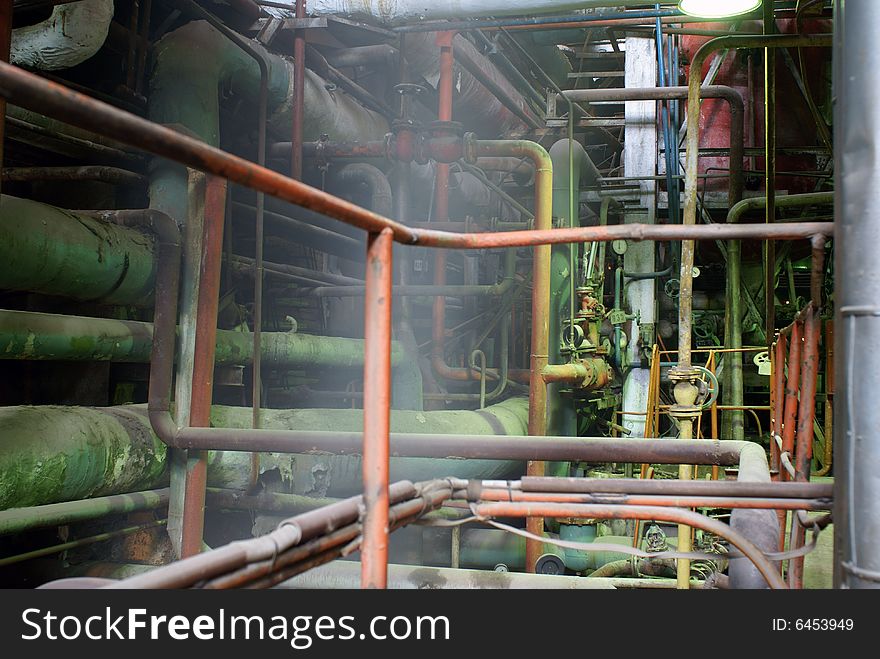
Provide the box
[560,85,745,206]
[0,195,155,304]
[725,192,834,442]
[471,501,785,590]
[0,399,533,510]
[0,62,835,251]
[361,228,393,588]
[547,138,602,438]
[680,33,832,369]
[310,0,647,23]
[11,0,113,71]
[0,488,170,536]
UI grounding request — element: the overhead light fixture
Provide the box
[678,0,762,18]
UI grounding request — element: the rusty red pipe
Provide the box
[472,489,830,511]
[361,228,394,589]
[788,237,826,588]
[181,175,228,558]
[781,320,803,481]
[429,31,459,391]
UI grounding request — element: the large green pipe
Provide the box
[0,398,529,509]
[0,308,404,368]
[547,139,602,438]
[0,195,155,304]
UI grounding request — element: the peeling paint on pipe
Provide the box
[309,0,639,23]
[11,0,113,71]
[0,309,405,368]
[0,399,529,508]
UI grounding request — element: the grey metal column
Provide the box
[834,0,880,589]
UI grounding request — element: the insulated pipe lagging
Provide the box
[310,0,640,23]
[11,0,114,71]
[729,442,780,589]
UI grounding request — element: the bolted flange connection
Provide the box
[668,364,703,421]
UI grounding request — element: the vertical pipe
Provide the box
[832,0,880,589]
[251,48,270,488]
[781,321,802,482]
[126,0,140,91]
[764,2,777,340]
[181,175,228,557]
[430,31,455,401]
[816,320,833,477]
[789,308,818,588]
[789,237,825,587]
[527,148,553,573]
[0,0,11,198]
[773,337,786,555]
[676,419,693,589]
[291,0,306,180]
[135,0,152,96]
[726,237,744,441]
[361,228,394,589]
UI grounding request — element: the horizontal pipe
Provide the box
[170,427,756,464]
[541,358,613,389]
[0,63,833,253]
[519,477,832,499]
[0,195,155,304]
[1,165,145,186]
[0,400,530,508]
[0,489,169,536]
[0,309,404,368]
[310,280,513,298]
[0,520,166,567]
[472,489,830,511]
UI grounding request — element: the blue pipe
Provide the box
[656,6,680,227]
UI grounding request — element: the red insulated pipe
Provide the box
[773,337,787,557]
[780,320,802,482]
[361,228,394,589]
[181,175,228,558]
[790,311,823,586]
[788,237,827,588]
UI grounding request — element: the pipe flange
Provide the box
[389,120,421,162]
[425,121,465,163]
[427,120,464,139]
[668,404,701,420]
[668,364,701,382]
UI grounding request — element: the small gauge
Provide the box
[612,239,628,255]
